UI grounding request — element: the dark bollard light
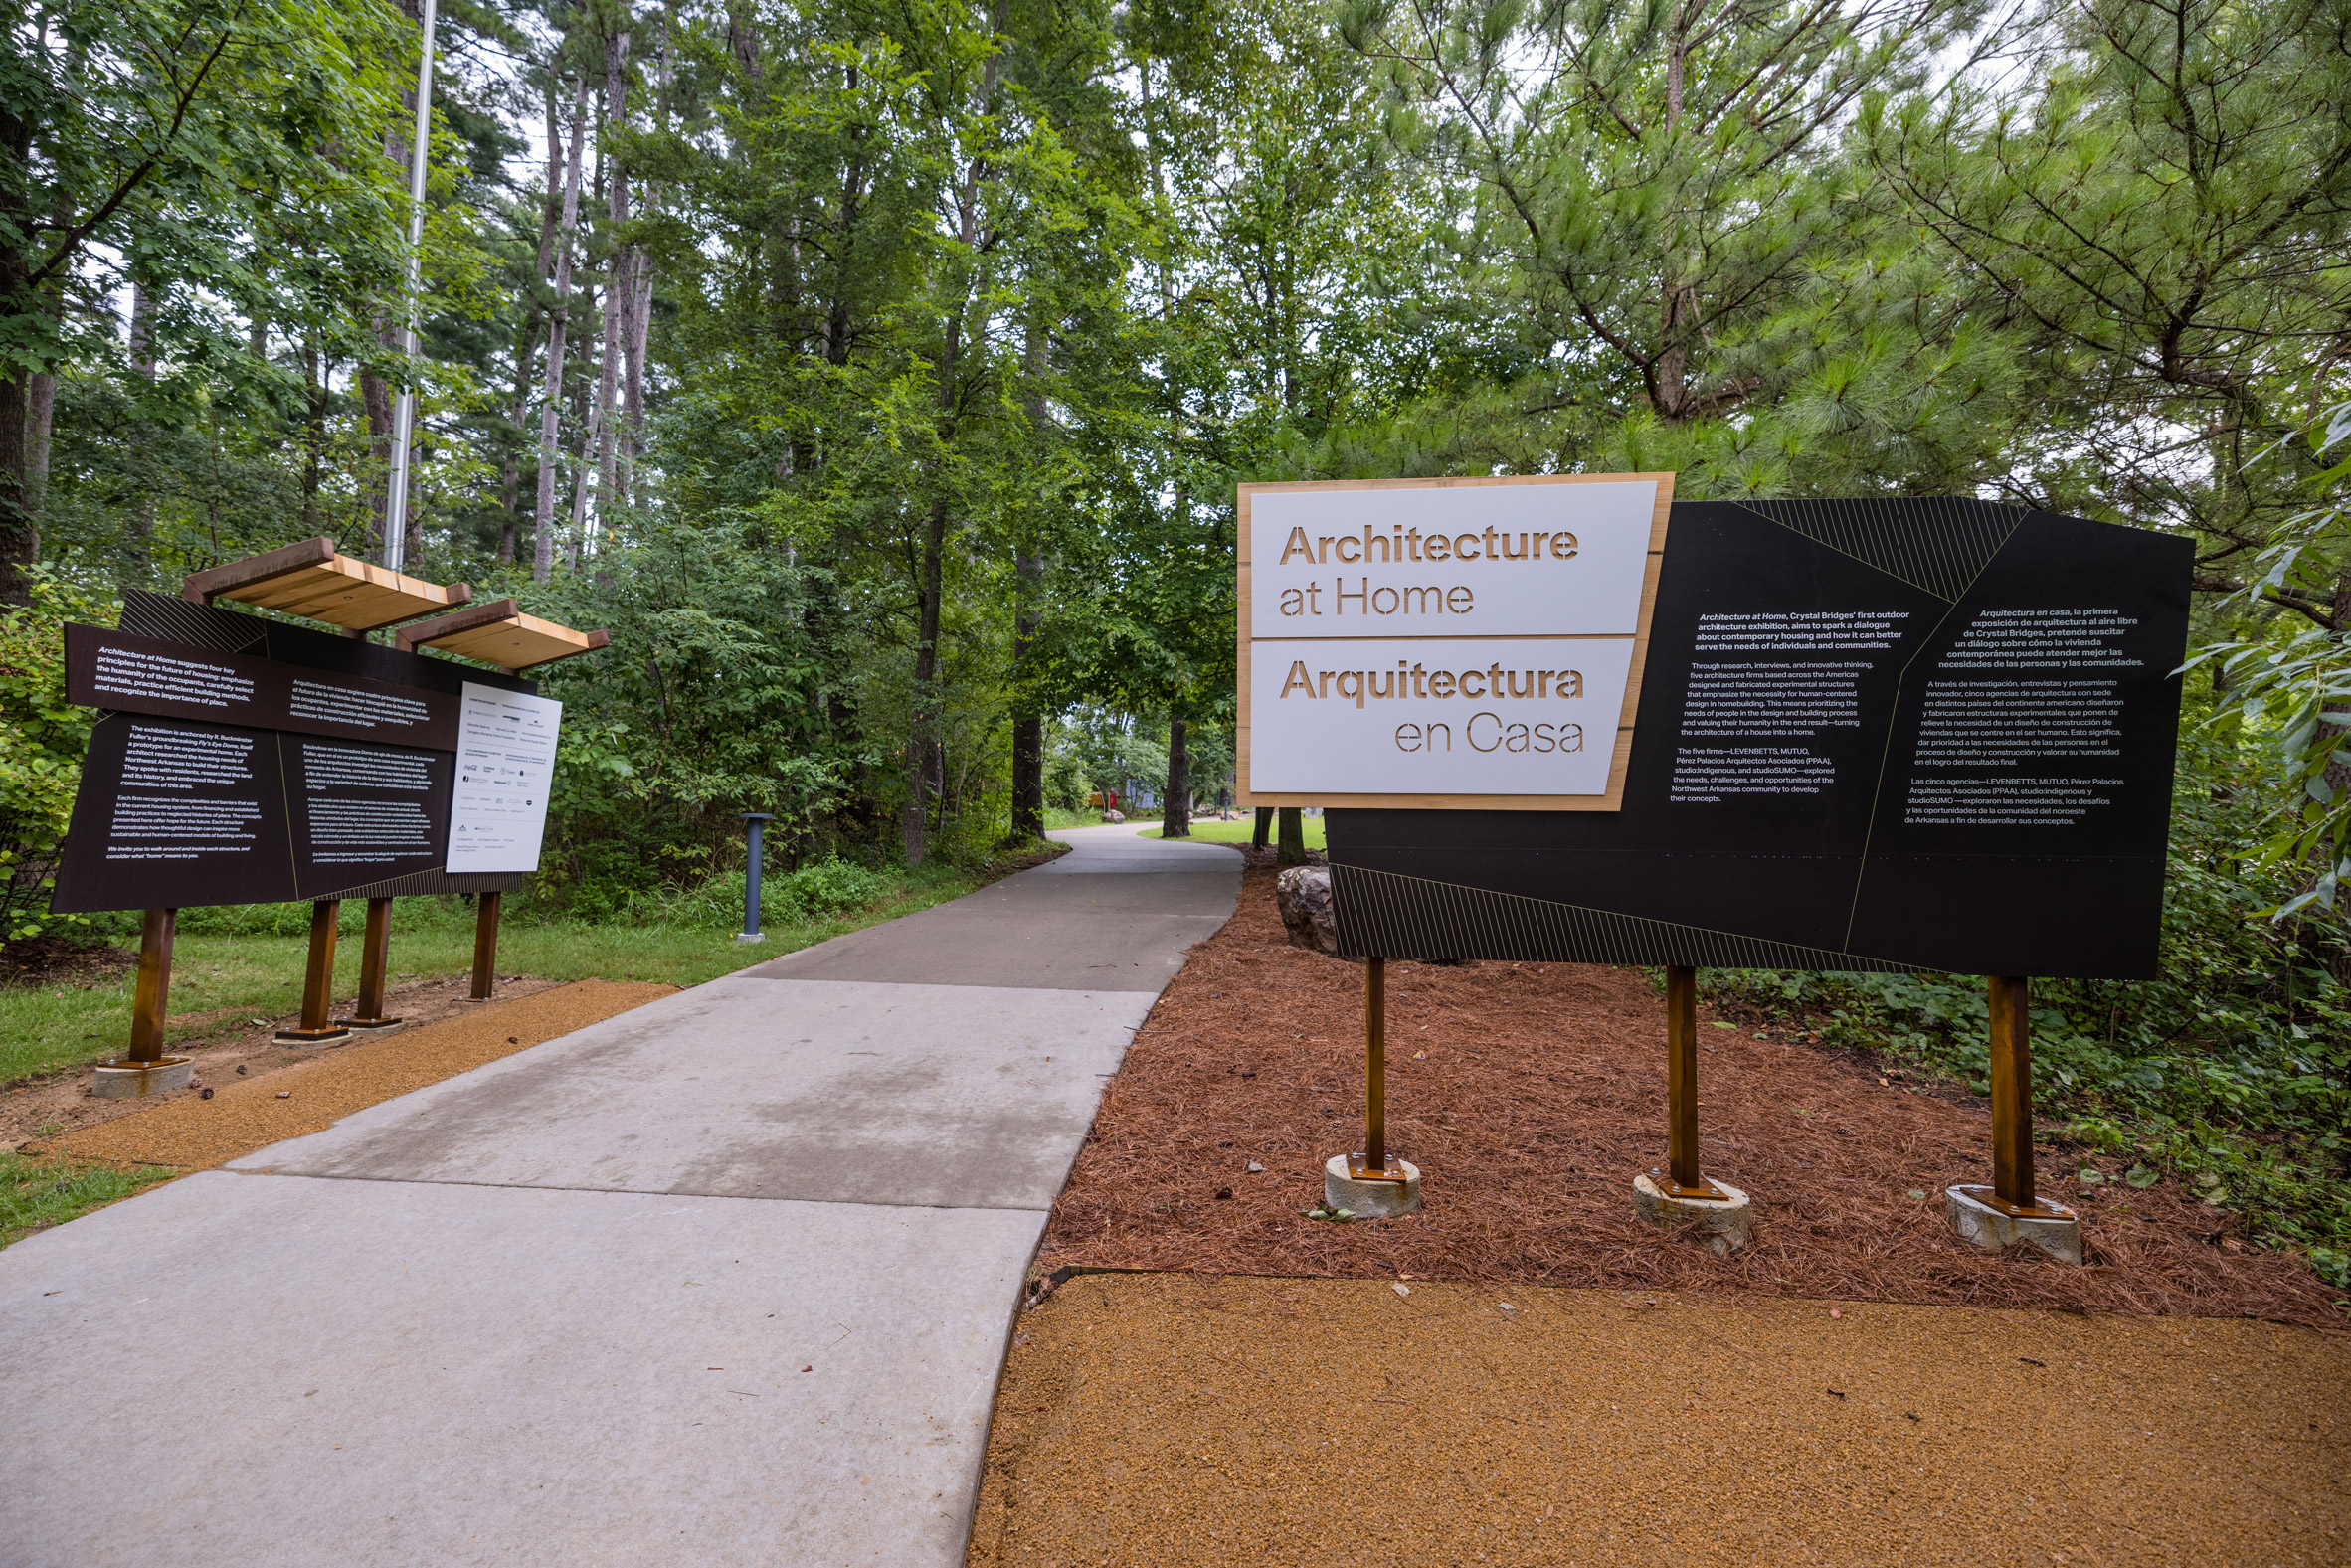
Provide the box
[738,813,774,944]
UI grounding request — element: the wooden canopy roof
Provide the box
[395,599,610,672]
[182,537,468,633]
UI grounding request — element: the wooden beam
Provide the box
[182,536,335,605]
[1989,975,2035,1207]
[184,540,469,632]
[1667,964,1700,1188]
[127,909,177,1064]
[395,598,522,651]
[470,891,502,1001]
[400,599,610,671]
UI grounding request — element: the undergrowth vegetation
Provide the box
[1703,736,2351,1288]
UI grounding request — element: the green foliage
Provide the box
[0,573,117,941]
[2191,402,2351,921]
[1702,737,2351,1261]
[629,856,894,931]
[1333,0,2011,493]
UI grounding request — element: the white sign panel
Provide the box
[1240,475,1671,809]
[445,682,563,872]
[1247,480,1658,639]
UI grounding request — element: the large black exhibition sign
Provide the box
[1326,499,2194,978]
[49,591,537,914]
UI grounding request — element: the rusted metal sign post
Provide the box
[1320,954,1421,1216]
[276,899,350,1045]
[91,908,191,1097]
[1352,957,1397,1180]
[338,897,403,1032]
[1653,964,1728,1200]
[469,891,502,1001]
[1941,975,2080,1260]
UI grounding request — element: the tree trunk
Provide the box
[498,322,533,563]
[502,77,564,566]
[1651,12,1696,421]
[1161,714,1191,838]
[1009,313,1048,840]
[300,338,326,533]
[903,491,949,867]
[126,280,158,578]
[25,368,54,518]
[903,0,1004,866]
[534,71,591,583]
[0,366,27,605]
[362,367,395,556]
[0,101,35,604]
[625,10,670,476]
[402,428,424,567]
[1008,607,1042,838]
[595,27,631,525]
[1277,806,1306,865]
[1252,805,1273,848]
[567,294,598,567]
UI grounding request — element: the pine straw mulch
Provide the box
[1037,859,2345,1329]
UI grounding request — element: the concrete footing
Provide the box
[90,1056,193,1099]
[1632,1171,1753,1254]
[1324,1154,1421,1218]
[336,1018,405,1035]
[1945,1184,2082,1265]
[272,1027,350,1048]
[733,933,766,946]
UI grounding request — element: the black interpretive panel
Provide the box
[65,625,461,750]
[50,590,537,913]
[1326,499,2194,978]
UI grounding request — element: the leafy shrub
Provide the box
[629,856,893,930]
[0,573,118,944]
[1699,732,2351,1267]
[780,857,891,918]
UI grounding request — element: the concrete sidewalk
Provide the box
[1,826,1237,1568]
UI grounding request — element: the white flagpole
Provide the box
[383,0,438,572]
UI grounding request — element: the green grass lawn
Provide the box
[1,863,997,1087]
[1138,814,1326,849]
[1,1151,175,1247]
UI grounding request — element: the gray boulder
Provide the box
[1276,866,1338,955]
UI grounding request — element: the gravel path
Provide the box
[971,1271,2351,1567]
[33,978,674,1171]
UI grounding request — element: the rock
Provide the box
[1632,1171,1754,1255]
[1276,866,1338,955]
[200,1087,214,1100]
[1101,809,1125,823]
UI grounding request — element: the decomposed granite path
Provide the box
[0,825,1238,1568]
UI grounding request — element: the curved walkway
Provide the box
[1,826,1236,1567]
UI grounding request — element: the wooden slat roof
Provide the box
[394,598,610,671]
[181,537,469,632]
